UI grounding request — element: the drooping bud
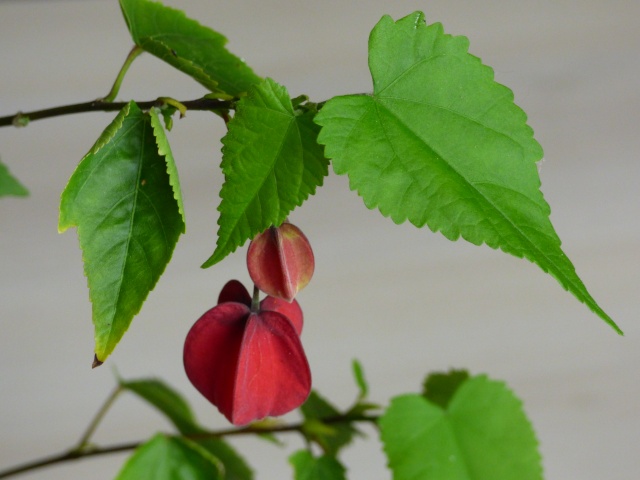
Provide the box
[247,222,314,302]
[183,281,310,425]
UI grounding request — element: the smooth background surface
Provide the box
[1,0,638,478]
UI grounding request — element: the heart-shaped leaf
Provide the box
[315,12,620,333]
[380,375,542,480]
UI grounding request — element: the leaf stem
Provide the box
[101,45,144,103]
[76,385,123,448]
[0,97,234,128]
[0,414,378,479]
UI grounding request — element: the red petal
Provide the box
[260,296,304,335]
[230,311,311,425]
[217,279,251,306]
[183,302,250,420]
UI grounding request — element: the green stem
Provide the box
[75,385,123,448]
[251,284,261,312]
[101,45,144,103]
[0,414,379,479]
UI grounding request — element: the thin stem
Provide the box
[0,414,378,479]
[76,385,123,448]
[251,284,261,312]
[0,97,234,128]
[101,45,144,103]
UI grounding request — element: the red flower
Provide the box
[183,280,311,425]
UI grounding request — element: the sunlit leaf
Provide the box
[315,11,620,333]
[119,0,261,96]
[59,102,185,363]
[380,375,542,480]
[202,78,328,267]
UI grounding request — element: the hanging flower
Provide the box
[183,280,310,425]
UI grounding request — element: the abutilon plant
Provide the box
[0,0,625,478]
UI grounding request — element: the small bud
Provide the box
[247,223,314,301]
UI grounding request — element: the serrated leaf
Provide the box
[301,391,355,456]
[122,377,253,480]
[59,101,185,363]
[314,12,620,333]
[149,108,185,222]
[202,78,328,267]
[116,434,223,480]
[0,158,29,197]
[119,0,260,96]
[422,369,470,409]
[380,375,542,480]
[289,450,347,480]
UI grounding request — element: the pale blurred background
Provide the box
[1,0,639,478]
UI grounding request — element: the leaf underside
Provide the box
[59,101,185,363]
[380,375,543,480]
[119,0,261,96]
[202,78,328,268]
[315,12,620,333]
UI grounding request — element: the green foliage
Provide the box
[119,0,261,96]
[380,375,542,480]
[116,434,223,480]
[202,78,329,267]
[122,378,253,480]
[301,391,355,456]
[59,102,185,363]
[422,369,470,409]
[289,450,347,480]
[0,159,28,197]
[315,11,619,333]
[351,359,369,399]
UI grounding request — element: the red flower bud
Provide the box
[247,222,314,302]
[184,281,310,425]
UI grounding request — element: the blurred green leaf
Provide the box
[0,159,28,197]
[315,11,619,333]
[122,377,254,480]
[289,450,347,480]
[202,78,328,267]
[301,391,355,456]
[59,102,184,363]
[351,359,368,399]
[422,369,470,409]
[116,434,223,480]
[380,375,542,480]
[119,0,260,96]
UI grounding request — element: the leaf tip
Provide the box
[92,354,104,369]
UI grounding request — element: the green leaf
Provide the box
[422,369,470,409]
[301,391,355,456]
[289,450,347,480]
[351,359,368,399]
[0,159,28,197]
[380,375,542,480]
[314,12,620,333]
[119,0,261,96]
[116,434,223,480]
[122,378,253,480]
[59,102,185,363]
[121,378,199,434]
[149,108,185,222]
[202,78,329,267]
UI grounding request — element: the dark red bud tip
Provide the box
[247,223,314,302]
[217,279,252,305]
